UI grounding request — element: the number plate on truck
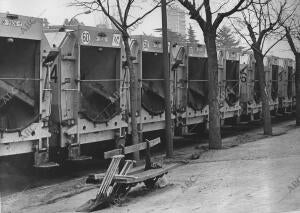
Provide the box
[1,19,22,27]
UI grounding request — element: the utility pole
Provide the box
[161,0,173,157]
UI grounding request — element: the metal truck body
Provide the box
[130,35,175,133]
[45,26,127,161]
[0,13,53,167]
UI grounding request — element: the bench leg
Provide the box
[108,160,135,200]
[144,174,163,188]
[77,155,124,212]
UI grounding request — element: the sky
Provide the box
[0,0,166,34]
[0,0,297,59]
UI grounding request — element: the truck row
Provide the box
[0,13,295,167]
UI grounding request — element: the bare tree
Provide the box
[282,5,300,125]
[230,0,290,135]
[177,0,253,149]
[73,0,162,160]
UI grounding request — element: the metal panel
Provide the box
[77,26,122,48]
[287,66,293,99]
[46,26,126,153]
[188,45,206,57]
[239,52,257,105]
[0,13,42,40]
[278,59,286,99]
[0,37,40,131]
[188,57,208,111]
[171,44,187,113]
[79,46,121,123]
[44,32,67,48]
[184,44,209,126]
[225,60,239,106]
[133,35,164,53]
[141,51,165,115]
[271,65,279,101]
[59,34,77,121]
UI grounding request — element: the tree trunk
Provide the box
[161,0,173,157]
[254,51,272,135]
[123,36,140,160]
[296,53,300,126]
[204,32,222,149]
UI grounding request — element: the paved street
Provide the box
[2,122,300,213]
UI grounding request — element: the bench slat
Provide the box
[89,174,137,182]
[104,138,161,159]
[88,164,177,185]
[124,164,174,184]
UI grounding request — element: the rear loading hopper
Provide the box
[131,36,174,133]
[264,56,279,112]
[239,52,263,119]
[185,45,209,126]
[0,13,54,167]
[218,48,241,122]
[291,61,296,108]
[45,26,127,162]
[278,58,295,112]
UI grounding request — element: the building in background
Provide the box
[94,12,114,29]
[167,6,186,36]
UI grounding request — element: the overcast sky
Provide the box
[0,0,165,34]
[0,0,296,59]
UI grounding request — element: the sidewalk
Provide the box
[2,121,300,213]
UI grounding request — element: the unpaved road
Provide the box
[2,121,300,213]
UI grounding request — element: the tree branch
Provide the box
[285,26,298,54]
[213,0,252,29]
[124,0,134,25]
[212,0,230,14]
[126,2,161,28]
[116,0,124,24]
[96,0,126,34]
[229,17,260,53]
[263,34,285,56]
[177,0,206,31]
[256,0,287,46]
[204,0,212,25]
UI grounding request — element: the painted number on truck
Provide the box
[240,67,247,83]
[143,40,149,50]
[112,34,121,46]
[50,64,58,83]
[81,31,90,45]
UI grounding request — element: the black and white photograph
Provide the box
[0,0,300,212]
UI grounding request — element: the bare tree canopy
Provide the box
[230,0,293,56]
[282,2,300,55]
[177,0,254,32]
[72,0,162,37]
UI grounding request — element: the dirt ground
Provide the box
[2,121,300,213]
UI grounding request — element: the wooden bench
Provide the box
[87,138,165,185]
[79,138,174,211]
